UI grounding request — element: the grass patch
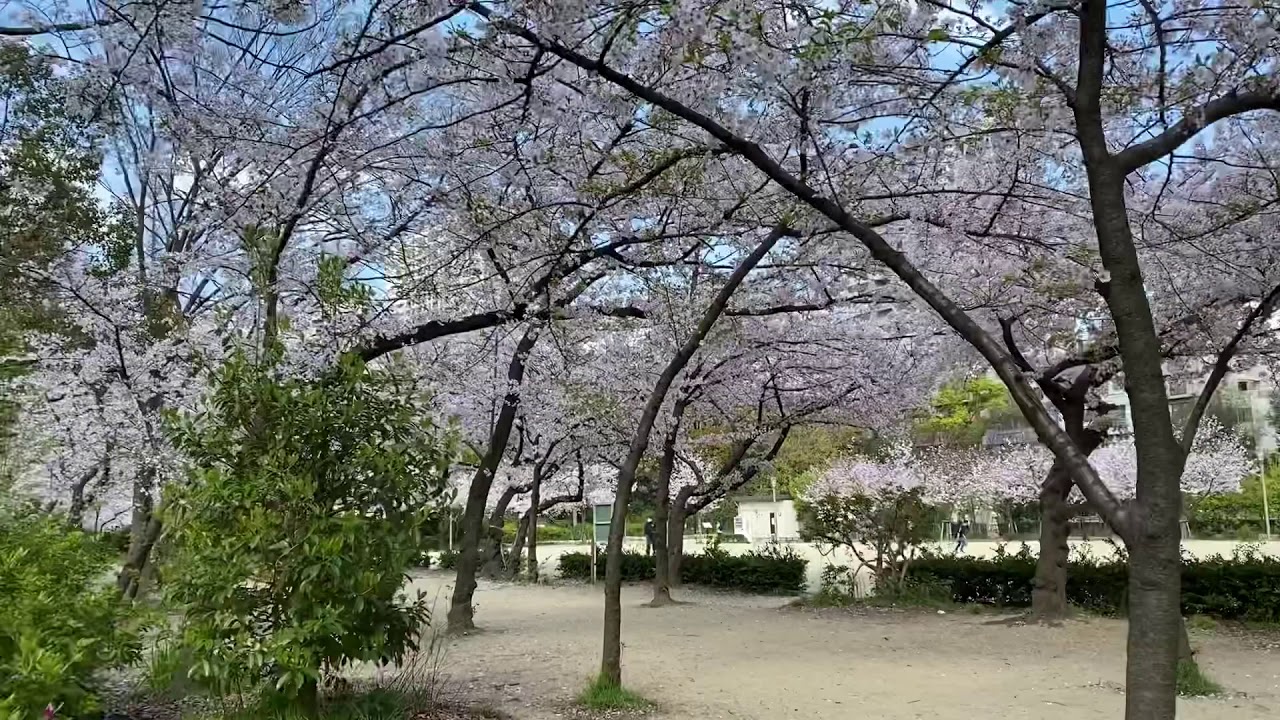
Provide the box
[577,675,655,713]
[1176,659,1223,697]
[1186,615,1218,632]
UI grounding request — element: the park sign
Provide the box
[592,503,612,544]
[591,503,612,583]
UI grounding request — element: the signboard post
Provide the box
[591,503,612,584]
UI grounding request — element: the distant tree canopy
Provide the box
[913,377,1015,446]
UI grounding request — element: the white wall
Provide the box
[736,499,800,541]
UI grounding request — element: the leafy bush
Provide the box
[557,545,807,594]
[811,564,862,607]
[437,550,459,570]
[556,550,651,582]
[0,509,143,718]
[162,354,455,707]
[1189,474,1279,537]
[535,522,590,543]
[800,479,937,595]
[96,527,133,555]
[907,543,1280,621]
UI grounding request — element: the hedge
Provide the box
[907,545,1280,621]
[557,547,807,594]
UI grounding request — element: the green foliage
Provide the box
[1176,660,1223,697]
[865,577,955,608]
[0,505,143,718]
[499,519,595,544]
[161,353,455,703]
[577,675,654,712]
[437,550,459,570]
[811,563,953,609]
[556,545,807,594]
[914,376,1010,443]
[201,688,434,720]
[0,45,128,465]
[534,522,591,543]
[810,564,862,607]
[1189,473,1279,536]
[764,426,861,497]
[97,527,133,555]
[800,486,937,594]
[908,543,1280,621]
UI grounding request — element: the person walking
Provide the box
[954,519,970,554]
[643,517,656,556]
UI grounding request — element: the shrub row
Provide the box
[906,545,1280,621]
[557,546,807,594]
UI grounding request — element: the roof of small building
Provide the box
[736,495,794,504]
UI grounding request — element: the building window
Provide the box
[1238,380,1249,392]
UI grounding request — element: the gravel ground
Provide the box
[409,572,1280,720]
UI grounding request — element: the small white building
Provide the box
[734,496,801,543]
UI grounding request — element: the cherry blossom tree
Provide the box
[453,3,1280,710]
[809,421,1254,608]
[5,0,1276,712]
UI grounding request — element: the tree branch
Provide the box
[1179,283,1280,453]
[469,0,1129,538]
[1116,90,1280,173]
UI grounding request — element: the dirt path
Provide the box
[408,573,1279,720]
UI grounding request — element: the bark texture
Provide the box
[1031,463,1074,621]
[447,325,540,633]
[1075,4,1187,711]
[650,393,692,606]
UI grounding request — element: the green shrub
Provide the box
[556,550,652,582]
[811,564,862,607]
[536,522,590,543]
[683,544,807,593]
[0,510,143,718]
[557,545,806,594]
[162,353,455,706]
[437,550,459,570]
[1188,474,1279,537]
[96,526,132,555]
[907,543,1280,621]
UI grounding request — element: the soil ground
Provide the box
[407,572,1280,720]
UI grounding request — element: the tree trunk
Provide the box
[117,472,158,597]
[668,496,691,588]
[526,509,539,582]
[118,512,161,599]
[1031,463,1073,621]
[66,464,100,530]
[1031,425,1104,621]
[651,516,673,605]
[507,510,532,578]
[448,481,496,633]
[481,485,525,578]
[447,326,540,633]
[600,225,793,686]
[1074,2,1189,714]
[1127,528,1183,718]
[651,395,691,606]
